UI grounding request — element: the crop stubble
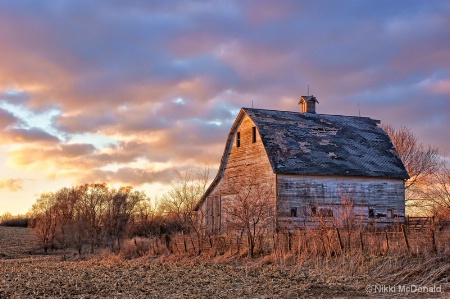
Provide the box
[1,227,448,298]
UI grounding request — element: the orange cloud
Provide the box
[0,179,23,192]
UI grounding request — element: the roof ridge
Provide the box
[242,107,373,119]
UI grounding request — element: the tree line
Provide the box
[29,184,148,253]
[27,167,209,255]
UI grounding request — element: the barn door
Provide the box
[206,196,221,233]
[213,196,221,233]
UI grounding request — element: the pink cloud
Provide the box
[426,78,450,95]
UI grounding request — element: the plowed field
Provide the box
[0,227,448,298]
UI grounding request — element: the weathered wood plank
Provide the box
[277,174,405,229]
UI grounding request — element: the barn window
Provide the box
[386,209,393,219]
[290,207,298,217]
[368,208,375,218]
[252,126,256,143]
[236,132,241,147]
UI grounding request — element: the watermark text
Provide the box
[365,284,443,294]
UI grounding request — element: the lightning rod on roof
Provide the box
[308,84,310,96]
[252,100,253,108]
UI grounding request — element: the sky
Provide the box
[1,0,449,215]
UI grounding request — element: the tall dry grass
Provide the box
[113,225,450,289]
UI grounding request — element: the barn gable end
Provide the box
[196,111,276,232]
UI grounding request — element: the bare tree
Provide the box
[29,183,148,255]
[130,195,158,236]
[157,165,210,254]
[418,162,450,219]
[29,193,57,253]
[222,176,275,258]
[103,187,145,252]
[0,212,12,223]
[77,184,110,253]
[382,125,439,193]
[159,165,210,228]
[53,187,78,254]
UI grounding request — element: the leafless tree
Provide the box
[103,187,145,252]
[417,162,450,219]
[77,184,110,253]
[382,125,439,193]
[159,165,210,228]
[29,193,57,253]
[157,165,210,254]
[52,187,78,254]
[29,183,148,255]
[0,212,13,223]
[131,195,159,236]
[222,176,275,257]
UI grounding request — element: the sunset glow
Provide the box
[1,1,449,214]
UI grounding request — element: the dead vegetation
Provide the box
[1,251,448,298]
[1,227,449,298]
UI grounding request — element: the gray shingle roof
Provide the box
[245,108,409,179]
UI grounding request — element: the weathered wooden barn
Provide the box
[195,96,409,232]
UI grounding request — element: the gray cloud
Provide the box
[1,127,60,144]
[0,108,18,129]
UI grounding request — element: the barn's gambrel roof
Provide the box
[195,107,408,210]
[245,108,409,179]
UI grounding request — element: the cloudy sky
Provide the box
[1,1,449,214]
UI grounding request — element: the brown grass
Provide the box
[1,227,449,298]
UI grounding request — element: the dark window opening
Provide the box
[236,132,241,147]
[387,209,393,219]
[252,126,256,143]
[290,207,297,217]
[311,206,317,216]
[368,208,375,218]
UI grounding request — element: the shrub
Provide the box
[0,217,29,227]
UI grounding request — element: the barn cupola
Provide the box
[299,95,319,114]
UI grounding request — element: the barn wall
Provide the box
[200,114,276,232]
[277,174,406,229]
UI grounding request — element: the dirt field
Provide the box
[0,226,448,298]
[0,226,38,258]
